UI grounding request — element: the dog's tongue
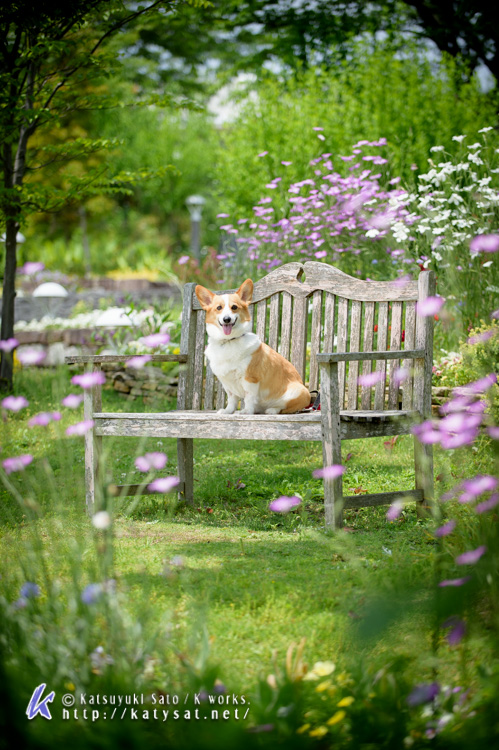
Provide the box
[223,325,233,336]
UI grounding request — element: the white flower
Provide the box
[452,134,466,143]
[432,251,443,261]
[430,145,445,152]
[468,152,484,165]
[365,228,380,238]
[467,142,482,150]
[478,126,493,133]
[482,261,493,268]
[92,511,112,530]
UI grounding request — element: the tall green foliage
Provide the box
[215,45,498,219]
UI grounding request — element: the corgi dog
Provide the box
[195,279,311,415]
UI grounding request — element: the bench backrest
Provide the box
[178,261,435,414]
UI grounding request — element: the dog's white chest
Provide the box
[205,333,260,397]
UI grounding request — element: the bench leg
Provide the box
[177,438,194,504]
[414,437,434,516]
[320,361,343,529]
[83,365,102,516]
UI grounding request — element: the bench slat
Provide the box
[360,301,375,409]
[388,301,403,409]
[322,292,335,353]
[309,290,322,391]
[192,310,206,410]
[256,299,267,341]
[374,302,389,410]
[402,301,416,410]
[336,297,349,408]
[279,292,292,360]
[347,300,362,409]
[344,489,423,509]
[268,294,280,351]
[291,295,308,382]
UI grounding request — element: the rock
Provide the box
[114,380,131,393]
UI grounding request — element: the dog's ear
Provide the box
[237,279,253,304]
[195,285,215,309]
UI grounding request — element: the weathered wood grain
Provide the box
[360,301,375,409]
[291,295,308,382]
[317,350,424,363]
[347,301,362,409]
[177,282,197,409]
[279,292,292,360]
[388,301,403,409]
[309,290,323,391]
[192,310,206,410]
[204,361,215,411]
[256,299,267,341]
[344,489,423,509]
[268,294,280,351]
[320,361,343,528]
[83,362,102,514]
[65,354,187,364]
[336,297,349,409]
[402,301,416,410]
[322,292,335,353]
[374,302,389,410]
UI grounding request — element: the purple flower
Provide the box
[177,255,190,265]
[438,577,471,588]
[467,329,494,345]
[475,493,499,513]
[0,338,18,352]
[257,151,268,157]
[2,454,33,474]
[66,419,94,436]
[135,452,168,472]
[393,367,409,385]
[460,475,497,499]
[454,373,496,396]
[435,520,456,537]
[455,545,487,565]
[61,393,84,408]
[312,464,345,479]
[2,395,29,412]
[281,161,292,166]
[17,349,46,366]
[81,583,103,605]
[19,261,45,275]
[28,411,60,427]
[386,500,404,521]
[314,250,327,259]
[470,233,499,254]
[487,426,499,440]
[269,495,302,512]
[71,371,106,389]
[20,582,40,598]
[358,370,383,387]
[126,355,152,369]
[416,296,445,317]
[407,682,440,706]
[141,333,170,348]
[442,617,466,646]
[148,476,180,493]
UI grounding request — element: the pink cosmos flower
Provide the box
[2,395,29,412]
[269,495,302,512]
[216,213,230,218]
[467,330,494,345]
[71,371,106,389]
[61,394,84,408]
[312,464,345,479]
[257,151,268,157]
[442,617,466,646]
[358,370,384,387]
[178,255,190,265]
[455,545,487,565]
[28,411,61,427]
[312,127,324,131]
[126,355,152,369]
[438,577,471,587]
[0,338,18,352]
[281,161,292,166]
[475,493,499,513]
[19,261,45,275]
[2,454,33,474]
[434,520,456,537]
[416,296,445,317]
[148,476,180,493]
[386,500,404,521]
[317,134,325,141]
[487,426,499,440]
[141,333,171,348]
[393,367,410,385]
[17,349,46,366]
[453,373,496,396]
[66,419,94,436]
[135,452,168,472]
[459,475,498,500]
[314,250,327,258]
[470,234,499,254]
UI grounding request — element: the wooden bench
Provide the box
[66,261,435,528]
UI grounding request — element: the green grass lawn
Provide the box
[0,367,495,700]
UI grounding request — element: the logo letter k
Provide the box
[26,683,55,720]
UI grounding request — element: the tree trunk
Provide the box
[0,217,18,390]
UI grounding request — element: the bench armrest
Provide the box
[316,349,424,364]
[65,354,188,365]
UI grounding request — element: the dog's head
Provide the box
[195,279,253,341]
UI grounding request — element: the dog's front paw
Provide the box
[239,407,255,415]
[217,407,235,415]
